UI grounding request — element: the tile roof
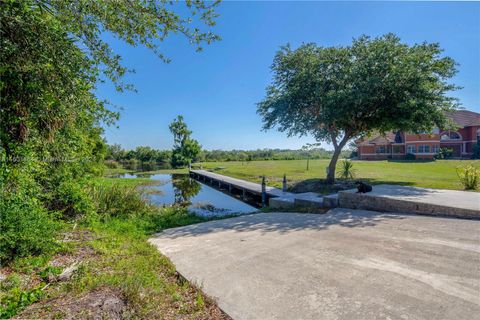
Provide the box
[446,110,480,128]
[356,109,479,145]
[357,132,396,145]
[368,132,396,144]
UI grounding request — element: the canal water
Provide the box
[117,173,258,217]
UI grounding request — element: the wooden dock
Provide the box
[189,169,329,209]
[189,169,288,197]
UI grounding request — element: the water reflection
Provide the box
[171,174,201,205]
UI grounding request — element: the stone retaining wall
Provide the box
[338,190,480,219]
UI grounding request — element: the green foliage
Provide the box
[169,116,201,168]
[90,183,151,220]
[405,153,416,160]
[456,164,479,190]
[0,285,43,319]
[258,33,458,183]
[435,147,453,159]
[0,196,58,263]
[105,144,354,164]
[46,179,95,218]
[337,160,356,180]
[0,170,60,263]
[37,266,62,282]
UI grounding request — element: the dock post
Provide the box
[261,176,267,208]
[282,174,287,192]
[228,184,232,193]
[242,189,246,200]
[218,180,221,188]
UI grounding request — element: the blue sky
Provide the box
[99,1,480,151]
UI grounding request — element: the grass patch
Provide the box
[198,159,480,192]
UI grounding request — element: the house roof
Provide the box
[356,109,479,145]
[356,132,396,145]
[368,132,396,144]
[446,110,480,128]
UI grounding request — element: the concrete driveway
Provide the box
[149,209,480,320]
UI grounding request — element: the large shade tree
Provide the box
[258,34,459,184]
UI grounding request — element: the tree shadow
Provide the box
[152,209,407,240]
[387,159,436,163]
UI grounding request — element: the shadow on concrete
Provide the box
[155,209,407,239]
[364,184,441,198]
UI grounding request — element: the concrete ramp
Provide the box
[339,185,480,219]
[149,210,480,320]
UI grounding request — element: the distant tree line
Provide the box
[105,144,353,166]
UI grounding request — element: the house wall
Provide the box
[357,125,479,160]
[404,133,439,159]
[459,126,479,156]
[358,144,391,160]
[405,133,439,142]
[439,126,479,158]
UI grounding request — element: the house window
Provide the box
[440,131,461,140]
[432,145,440,154]
[477,129,480,144]
[393,145,402,154]
[418,145,430,153]
[376,146,387,154]
[394,131,403,143]
[407,145,416,154]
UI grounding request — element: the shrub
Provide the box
[105,160,121,169]
[436,147,453,159]
[456,164,480,190]
[90,183,151,219]
[405,153,416,160]
[46,179,95,218]
[337,159,356,180]
[0,192,59,263]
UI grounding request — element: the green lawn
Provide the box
[198,159,479,191]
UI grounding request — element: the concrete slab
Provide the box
[269,197,294,209]
[285,192,323,209]
[149,210,480,320]
[323,194,339,208]
[339,184,480,218]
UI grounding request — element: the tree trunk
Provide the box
[326,146,342,184]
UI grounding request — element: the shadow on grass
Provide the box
[290,178,416,194]
[386,159,436,163]
[151,209,407,239]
